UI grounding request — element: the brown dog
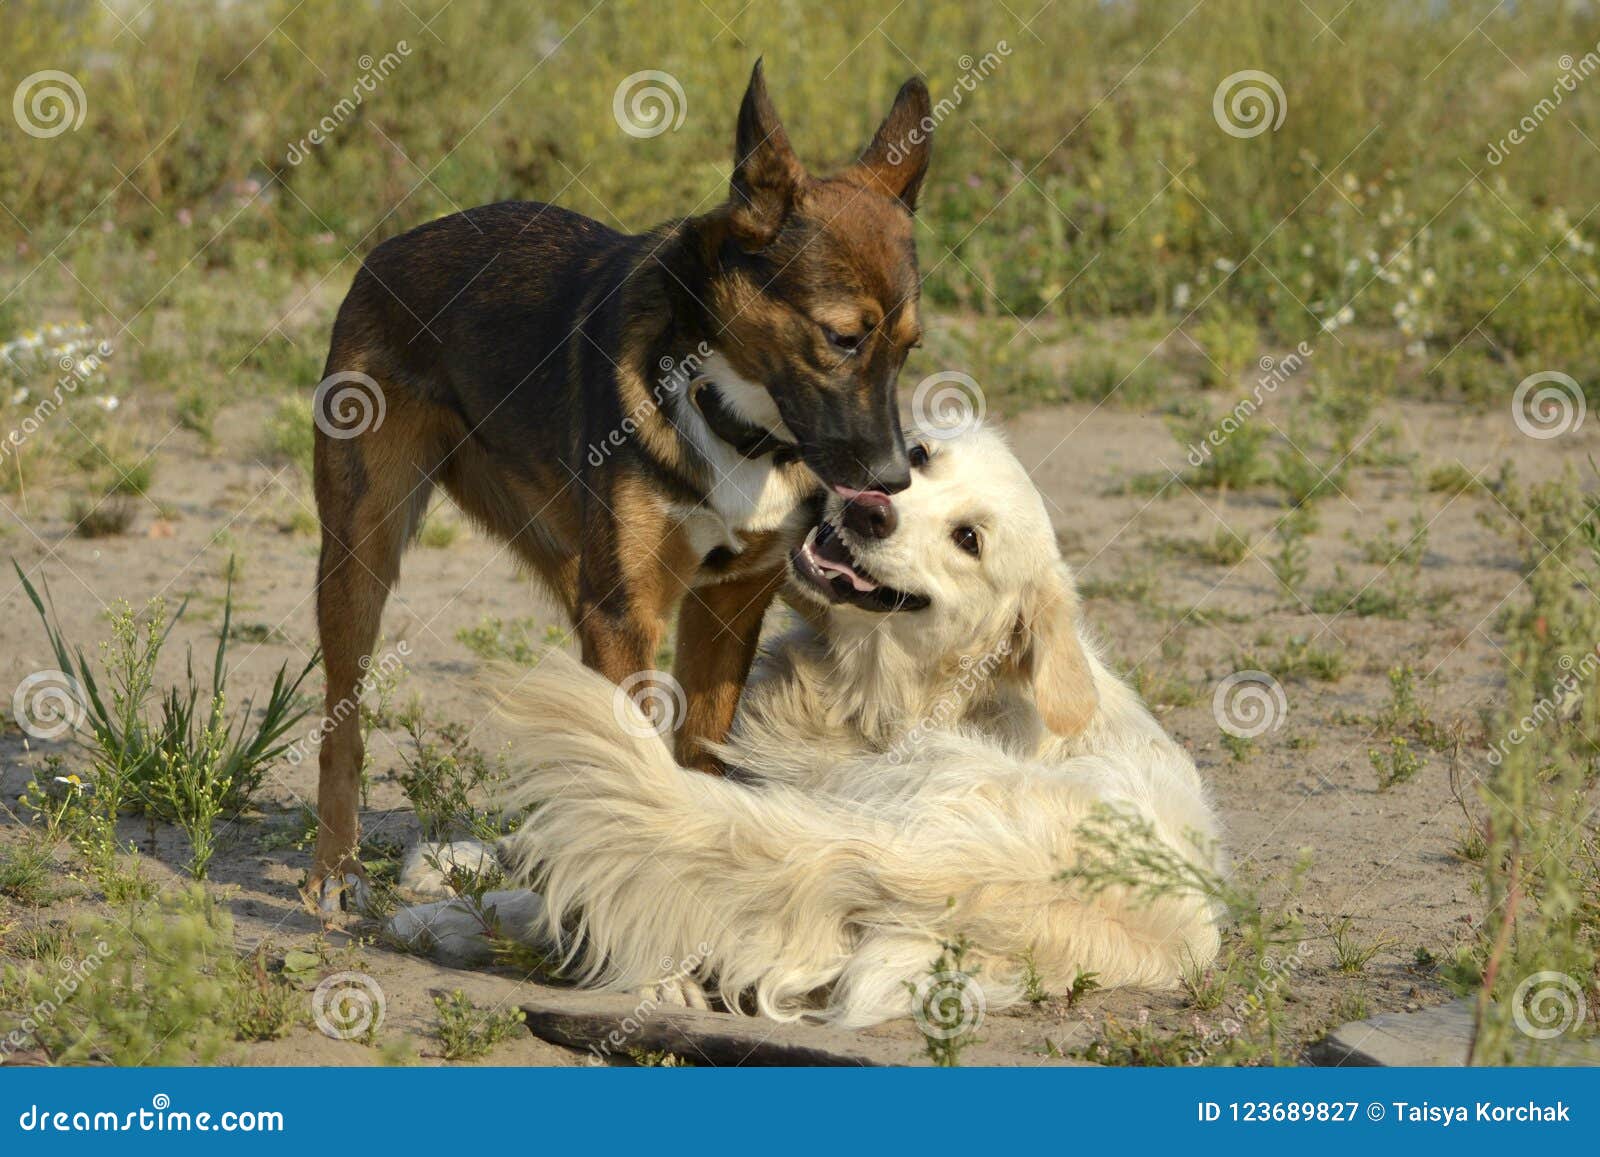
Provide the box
[308,62,933,910]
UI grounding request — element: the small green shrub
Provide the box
[431,990,526,1061]
[15,565,318,838]
[2,888,291,1064]
[394,702,512,844]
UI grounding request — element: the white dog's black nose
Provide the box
[842,491,897,539]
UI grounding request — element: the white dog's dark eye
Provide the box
[908,443,929,469]
[824,327,863,353]
[952,526,981,556]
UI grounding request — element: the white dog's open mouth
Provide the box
[789,521,930,613]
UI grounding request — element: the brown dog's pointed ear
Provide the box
[845,76,933,212]
[729,59,805,247]
[1013,566,1098,738]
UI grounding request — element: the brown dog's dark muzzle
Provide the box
[769,365,911,496]
[796,437,911,497]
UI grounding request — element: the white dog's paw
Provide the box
[636,976,710,1010]
[386,889,551,969]
[399,839,500,897]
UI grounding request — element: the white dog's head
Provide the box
[788,424,1098,738]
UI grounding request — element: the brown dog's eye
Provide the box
[824,326,863,354]
[952,526,981,557]
[908,443,929,469]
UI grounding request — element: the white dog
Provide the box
[403,424,1225,1027]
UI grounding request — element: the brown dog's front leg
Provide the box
[574,487,672,731]
[672,567,786,773]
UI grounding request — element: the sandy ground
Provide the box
[1,380,1583,1065]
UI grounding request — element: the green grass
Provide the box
[455,617,564,665]
[1460,465,1600,1062]
[1327,918,1392,975]
[2,888,299,1064]
[1066,810,1311,1067]
[0,837,59,904]
[14,564,318,875]
[393,701,513,844]
[1,0,1597,402]
[431,990,527,1061]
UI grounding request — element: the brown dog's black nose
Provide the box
[842,491,897,540]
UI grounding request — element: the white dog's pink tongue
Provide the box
[815,555,878,592]
[806,530,879,592]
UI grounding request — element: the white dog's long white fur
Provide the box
[490,425,1225,1027]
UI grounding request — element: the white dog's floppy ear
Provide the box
[1012,565,1098,738]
